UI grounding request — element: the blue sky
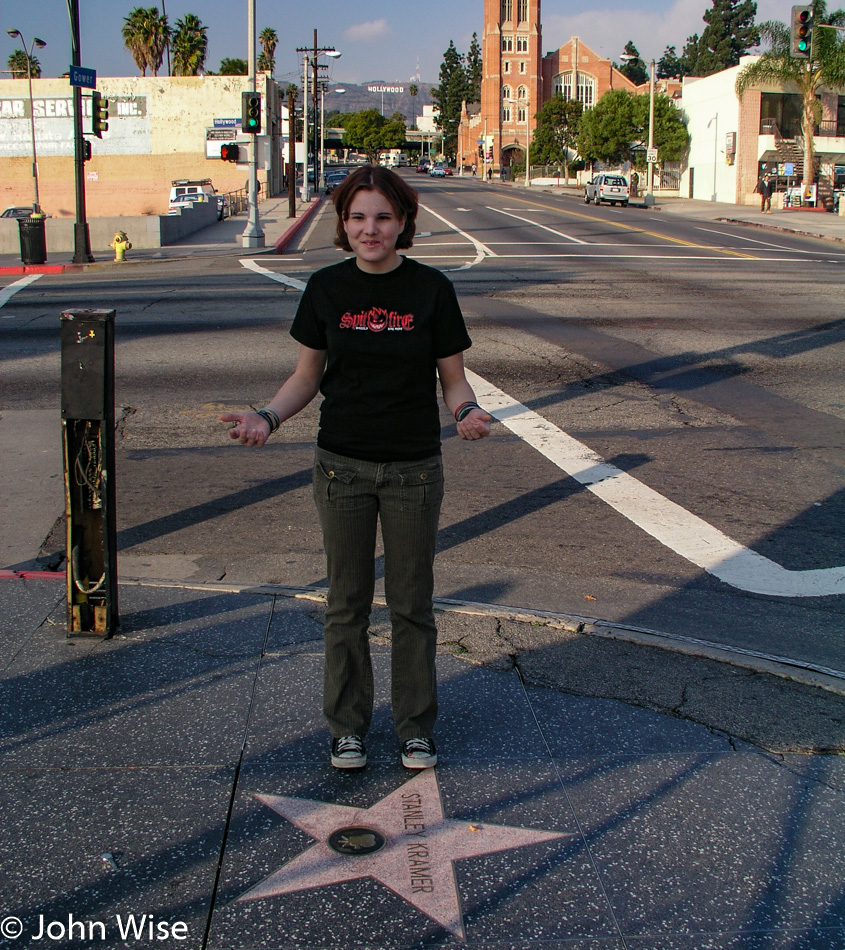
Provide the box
[3,0,787,85]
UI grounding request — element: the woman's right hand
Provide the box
[219,411,271,447]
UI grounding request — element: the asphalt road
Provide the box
[2,178,844,679]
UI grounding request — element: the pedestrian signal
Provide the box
[241,92,261,134]
[92,90,109,137]
[790,5,813,58]
[220,142,240,162]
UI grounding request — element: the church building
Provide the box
[458,0,640,173]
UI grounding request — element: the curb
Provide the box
[273,197,324,253]
[0,263,84,275]
[717,216,845,245]
[96,575,845,697]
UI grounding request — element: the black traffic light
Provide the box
[83,139,92,162]
[220,142,240,162]
[241,91,261,134]
[791,5,813,58]
[92,90,109,137]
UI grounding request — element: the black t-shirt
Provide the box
[290,256,472,462]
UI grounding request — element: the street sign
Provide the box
[647,147,658,163]
[69,65,96,88]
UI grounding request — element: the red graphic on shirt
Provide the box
[339,308,415,332]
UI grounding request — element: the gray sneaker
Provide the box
[401,738,437,769]
[331,735,366,769]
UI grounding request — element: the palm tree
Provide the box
[171,14,208,76]
[736,0,845,194]
[409,83,418,129]
[121,6,170,76]
[7,49,41,79]
[258,27,278,75]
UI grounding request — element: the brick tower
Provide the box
[479,0,542,173]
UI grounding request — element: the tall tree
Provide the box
[657,45,686,79]
[171,14,208,76]
[431,40,470,158]
[530,95,583,179]
[736,1,845,194]
[409,83,419,129]
[617,40,648,85]
[692,0,760,76]
[7,49,41,79]
[122,6,170,76]
[219,58,248,75]
[342,109,406,164]
[577,89,689,166]
[258,27,278,74]
[681,33,703,75]
[466,32,483,102]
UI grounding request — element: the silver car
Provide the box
[585,174,630,207]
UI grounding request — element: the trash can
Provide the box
[18,214,47,265]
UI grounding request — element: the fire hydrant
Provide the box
[109,231,132,262]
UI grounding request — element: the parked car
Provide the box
[429,164,447,178]
[325,169,350,194]
[168,193,210,214]
[215,194,230,220]
[1,206,39,218]
[584,174,629,207]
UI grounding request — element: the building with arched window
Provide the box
[458,0,638,174]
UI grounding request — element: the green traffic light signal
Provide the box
[241,91,261,134]
[92,90,109,137]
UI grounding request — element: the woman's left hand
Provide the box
[457,407,492,441]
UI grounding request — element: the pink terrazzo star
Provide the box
[238,769,569,940]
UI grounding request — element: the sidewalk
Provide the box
[1,571,844,948]
[0,193,323,274]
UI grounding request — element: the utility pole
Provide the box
[66,0,93,263]
[288,86,297,218]
[241,0,264,247]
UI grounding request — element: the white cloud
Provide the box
[344,19,393,44]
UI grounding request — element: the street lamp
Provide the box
[645,59,656,206]
[7,29,46,214]
[319,84,344,189]
[707,113,718,202]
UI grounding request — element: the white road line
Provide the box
[420,203,494,270]
[486,206,588,244]
[467,369,845,598]
[694,226,811,250]
[465,253,810,262]
[0,274,42,310]
[240,259,307,290]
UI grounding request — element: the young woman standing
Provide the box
[221,165,491,770]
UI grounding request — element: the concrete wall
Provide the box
[0,200,218,255]
[0,75,281,218]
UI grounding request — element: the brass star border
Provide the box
[238,769,569,940]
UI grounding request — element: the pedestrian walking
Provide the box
[756,173,773,213]
[472,163,477,177]
[220,166,491,773]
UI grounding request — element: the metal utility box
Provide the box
[60,309,118,636]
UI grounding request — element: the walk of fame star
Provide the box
[238,769,569,940]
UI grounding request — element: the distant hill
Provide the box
[321,81,434,124]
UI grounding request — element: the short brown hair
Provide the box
[332,165,418,251]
